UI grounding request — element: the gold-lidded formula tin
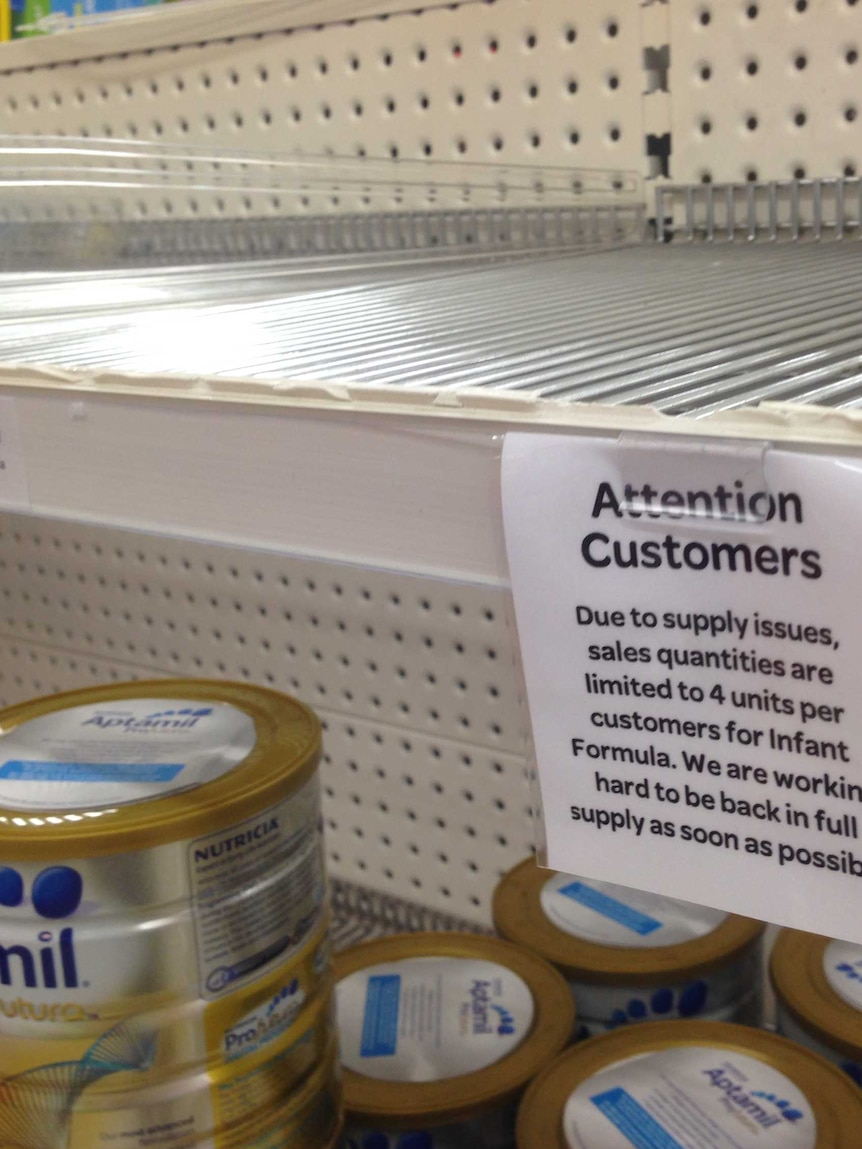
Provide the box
[494,858,765,1035]
[771,929,862,1087]
[0,678,320,857]
[218,1037,342,1149]
[0,679,334,1149]
[335,931,574,1148]
[516,1020,862,1149]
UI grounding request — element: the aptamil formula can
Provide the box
[335,932,574,1149]
[493,858,764,1036]
[771,929,862,1088]
[516,1020,862,1149]
[0,679,338,1149]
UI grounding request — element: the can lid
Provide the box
[771,929,862,1060]
[516,1020,862,1149]
[493,857,764,985]
[334,931,575,1128]
[0,680,320,859]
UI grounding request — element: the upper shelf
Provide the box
[0,0,474,72]
[1,243,862,584]
[3,242,862,422]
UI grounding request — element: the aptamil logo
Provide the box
[83,706,213,732]
[703,1067,804,1127]
[0,866,81,990]
[467,979,517,1037]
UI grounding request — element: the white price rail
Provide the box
[0,396,29,511]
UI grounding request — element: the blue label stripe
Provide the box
[558,882,663,936]
[591,1088,686,1149]
[360,975,402,1058]
[0,761,184,783]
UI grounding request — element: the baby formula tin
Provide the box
[220,1040,342,1149]
[771,929,862,1087]
[493,858,764,1035]
[335,932,574,1149]
[516,1020,862,1149]
[0,679,335,1149]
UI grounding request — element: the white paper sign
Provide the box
[0,397,30,509]
[502,433,862,942]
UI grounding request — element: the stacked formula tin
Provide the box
[493,858,765,1037]
[0,680,340,1149]
[331,857,766,1149]
[335,931,574,1149]
[516,1019,862,1148]
[330,853,862,1148]
[487,860,862,1148]
[771,929,862,1088]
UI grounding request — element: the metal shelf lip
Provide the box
[0,206,646,271]
[656,178,862,244]
[330,878,492,950]
[0,136,642,268]
[5,362,862,448]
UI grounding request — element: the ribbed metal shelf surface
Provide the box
[2,242,862,416]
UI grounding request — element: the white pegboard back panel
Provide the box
[0,0,650,220]
[0,1,858,219]
[0,512,535,925]
[669,0,862,185]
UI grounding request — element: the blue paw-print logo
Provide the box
[833,961,862,984]
[750,1092,804,1123]
[352,1134,434,1149]
[146,708,212,719]
[266,978,300,1016]
[491,1003,517,1036]
[0,865,83,919]
[606,979,708,1029]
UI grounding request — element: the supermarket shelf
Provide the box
[1,244,862,584]
[5,244,862,416]
[0,0,860,935]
